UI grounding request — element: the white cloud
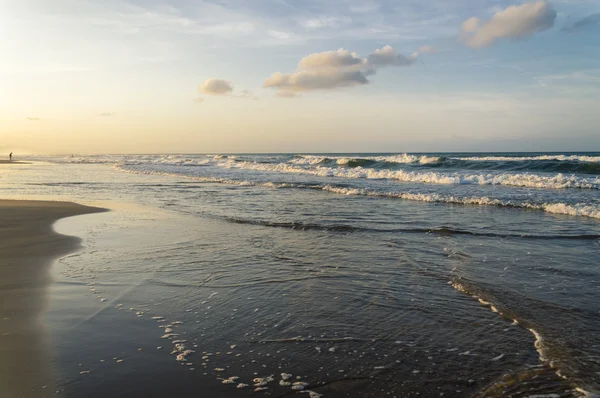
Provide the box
[368,45,417,67]
[299,48,366,69]
[264,46,420,96]
[461,17,481,34]
[197,80,257,101]
[263,49,371,95]
[199,78,234,95]
[460,1,557,48]
[263,68,370,93]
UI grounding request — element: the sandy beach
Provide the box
[0,200,105,397]
[0,160,29,164]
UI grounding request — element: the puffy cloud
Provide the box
[264,68,369,93]
[562,13,600,33]
[461,17,480,34]
[199,78,234,95]
[264,46,417,96]
[299,48,366,69]
[196,79,256,102]
[368,45,417,67]
[263,49,371,96]
[460,1,556,48]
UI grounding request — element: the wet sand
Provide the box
[0,200,105,397]
[0,160,29,164]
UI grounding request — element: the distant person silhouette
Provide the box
[9,152,12,161]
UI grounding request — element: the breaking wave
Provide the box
[219,160,600,190]
[289,154,600,174]
[117,165,600,220]
[454,154,600,163]
[290,154,441,166]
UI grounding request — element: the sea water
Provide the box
[2,153,599,397]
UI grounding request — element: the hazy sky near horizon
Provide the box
[1,0,599,154]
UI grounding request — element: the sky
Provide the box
[1,0,599,154]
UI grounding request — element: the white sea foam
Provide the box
[449,280,599,397]
[320,186,600,219]
[176,350,194,362]
[528,328,547,362]
[31,153,600,172]
[305,392,323,398]
[289,154,441,166]
[116,165,600,220]
[454,155,600,163]
[292,381,309,391]
[219,161,600,190]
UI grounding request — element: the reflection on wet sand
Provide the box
[0,200,104,397]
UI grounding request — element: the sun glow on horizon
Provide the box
[1,0,599,153]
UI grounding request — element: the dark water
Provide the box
[3,153,600,397]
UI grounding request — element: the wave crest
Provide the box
[290,154,441,166]
[455,154,600,163]
[117,165,600,220]
[220,161,600,190]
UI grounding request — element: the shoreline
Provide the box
[0,160,30,164]
[0,199,106,397]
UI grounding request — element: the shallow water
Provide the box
[1,154,599,397]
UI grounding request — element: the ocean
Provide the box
[3,152,600,397]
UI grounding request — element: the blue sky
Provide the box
[1,0,599,153]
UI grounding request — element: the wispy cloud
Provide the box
[536,69,600,85]
[300,16,352,29]
[10,0,490,57]
[460,1,557,48]
[267,30,292,40]
[236,90,259,100]
[562,13,600,32]
[26,117,40,121]
[98,112,116,117]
